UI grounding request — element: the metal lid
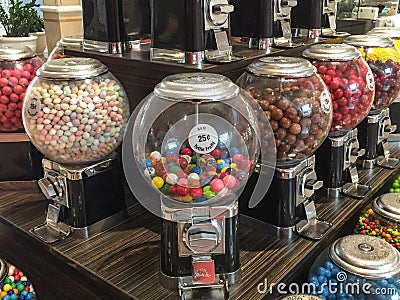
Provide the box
[368,28,400,39]
[246,56,316,78]
[329,235,400,279]
[0,45,36,60]
[59,35,82,48]
[37,57,108,79]
[343,34,394,48]
[277,295,323,300]
[154,73,239,101]
[372,193,400,222]
[302,44,361,61]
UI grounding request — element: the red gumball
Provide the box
[211,149,222,159]
[23,63,34,73]
[2,86,12,96]
[222,175,236,189]
[0,78,8,87]
[11,69,21,78]
[180,147,192,156]
[179,157,188,169]
[210,178,224,193]
[169,185,178,195]
[190,187,203,199]
[176,185,189,196]
[18,78,29,87]
[21,71,31,79]
[232,153,244,163]
[9,93,19,102]
[332,101,339,111]
[1,69,11,78]
[317,65,327,74]
[0,95,9,104]
[13,84,23,95]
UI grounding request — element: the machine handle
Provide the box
[213,4,234,14]
[38,178,57,199]
[385,124,397,133]
[352,148,366,157]
[305,179,323,191]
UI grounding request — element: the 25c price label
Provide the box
[188,124,218,154]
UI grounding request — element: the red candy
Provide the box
[312,59,374,132]
[190,187,203,199]
[180,147,192,156]
[210,178,225,193]
[0,58,42,132]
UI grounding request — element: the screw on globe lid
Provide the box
[37,57,108,79]
[246,56,316,78]
[329,235,400,279]
[154,73,239,101]
[0,45,36,60]
[302,43,361,61]
[344,34,394,48]
[372,193,400,222]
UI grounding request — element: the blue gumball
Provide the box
[193,197,207,203]
[141,158,153,168]
[10,294,16,300]
[230,147,240,155]
[21,290,28,296]
[325,262,334,270]
[325,270,332,278]
[19,296,26,300]
[317,267,326,277]
[191,166,202,174]
[26,292,34,300]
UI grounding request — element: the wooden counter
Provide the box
[0,143,398,300]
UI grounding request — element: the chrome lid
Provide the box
[154,73,239,101]
[302,44,361,61]
[37,57,108,79]
[278,295,323,300]
[246,56,316,78]
[368,28,400,39]
[329,235,400,279]
[343,35,394,48]
[372,193,400,222]
[0,45,36,60]
[59,35,82,48]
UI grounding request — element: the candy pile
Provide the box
[244,76,331,163]
[141,146,253,203]
[0,58,42,132]
[368,58,400,109]
[355,208,400,251]
[312,59,374,132]
[24,76,130,164]
[0,264,35,300]
[308,261,400,299]
[389,175,400,193]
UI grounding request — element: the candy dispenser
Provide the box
[22,58,130,243]
[355,193,400,251]
[273,0,301,48]
[48,36,82,61]
[0,46,43,187]
[237,57,333,240]
[308,235,400,299]
[302,44,375,199]
[320,0,349,38]
[291,0,324,38]
[123,73,273,298]
[344,35,400,169]
[230,0,274,50]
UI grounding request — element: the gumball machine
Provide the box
[123,73,274,298]
[302,44,375,199]
[273,0,301,48]
[0,46,43,187]
[308,235,400,299]
[343,35,400,169]
[291,0,323,38]
[237,57,333,239]
[355,193,400,251]
[48,36,83,61]
[22,58,130,243]
[320,0,349,38]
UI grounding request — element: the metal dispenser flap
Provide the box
[329,235,400,279]
[0,45,36,60]
[246,56,315,78]
[278,295,323,300]
[343,35,394,48]
[302,44,361,61]
[37,57,108,79]
[372,193,400,222]
[154,73,239,101]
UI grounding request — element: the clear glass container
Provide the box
[308,235,400,299]
[0,46,43,132]
[48,36,83,61]
[128,73,272,205]
[22,57,130,165]
[236,56,333,166]
[344,35,400,110]
[355,193,400,252]
[302,44,375,134]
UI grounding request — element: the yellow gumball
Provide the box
[152,176,164,189]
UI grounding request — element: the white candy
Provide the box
[143,167,156,178]
[166,173,179,185]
